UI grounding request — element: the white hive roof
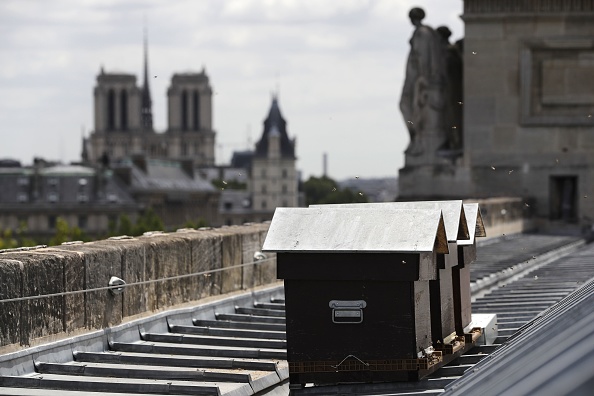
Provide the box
[460,203,487,245]
[309,201,469,243]
[262,207,449,254]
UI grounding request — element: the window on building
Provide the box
[48,215,57,229]
[17,177,29,186]
[181,144,188,156]
[262,185,267,194]
[283,200,288,207]
[78,215,88,229]
[120,90,128,130]
[261,169,266,178]
[107,89,116,130]
[17,192,28,203]
[193,91,200,130]
[282,169,288,178]
[226,218,233,226]
[262,200,267,209]
[181,90,188,131]
[550,176,577,222]
[47,192,58,202]
[224,202,233,210]
[282,184,287,193]
[77,193,88,203]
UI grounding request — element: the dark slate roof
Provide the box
[0,159,21,168]
[0,164,135,207]
[219,190,252,213]
[130,159,215,193]
[254,97,295,159]
[230,150,254,169]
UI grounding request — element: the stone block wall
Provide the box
[0,223,275,352]
[463,3,594,221]
[468,197,534,238]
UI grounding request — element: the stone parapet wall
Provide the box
[467,197,534,238]
[0,223,275,352]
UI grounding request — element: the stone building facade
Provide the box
[0,161,138,239]
[399,0,594,227]
[85,37,215,168]
[250,97,299,215]
[215,96,300,226]
[87,69,215,167]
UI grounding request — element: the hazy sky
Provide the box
[0,0,463,180]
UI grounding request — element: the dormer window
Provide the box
[17,193,28,203]
[48,192,58,202]
[77,193,89,203]
[17,177,29,186]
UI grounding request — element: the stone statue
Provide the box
[400,7,447,157]
[436,26,463,156]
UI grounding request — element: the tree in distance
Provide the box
[303,176,369,206]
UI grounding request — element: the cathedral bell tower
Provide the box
[250,95,298,215]
[166,69,216,165]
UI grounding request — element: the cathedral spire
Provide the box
[141,27,153,130]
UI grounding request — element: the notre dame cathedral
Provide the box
[83,35,215,167]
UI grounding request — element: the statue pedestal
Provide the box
[398,162,471,200]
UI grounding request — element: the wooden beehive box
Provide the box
[263,207,449,385]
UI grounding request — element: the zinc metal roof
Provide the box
[309,200,470,243]
[263,207,449,253]
[443,251,594,395]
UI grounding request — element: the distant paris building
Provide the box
[84,35,215,167]
[0,159,138,239]
[213,96,300,226]
[251,96,299,213]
